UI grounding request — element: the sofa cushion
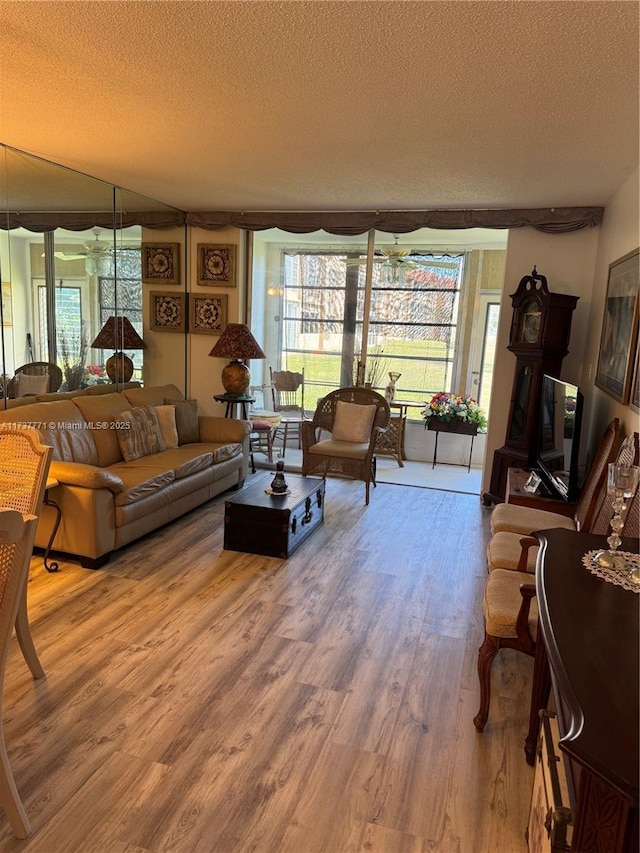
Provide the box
[154,404,179,449]
[0,399,100,464]
[166,398,199,445]
[332,401,377,442]
[123,383,184,408]
[114,406,165,462]
[143,448,214,479]
[108,462,176,506]
[72,393,131,467]
[212,442,242,463]
[85,381,141,396]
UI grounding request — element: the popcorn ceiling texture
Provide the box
[0,1,637,212]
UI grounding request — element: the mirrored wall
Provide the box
[0,144,187,407]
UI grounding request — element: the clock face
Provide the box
[520,300,541,344]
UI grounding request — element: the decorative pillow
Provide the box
[154,404,179,449]
[165,398,199,445]
[114,406,165,463]
[16,373,49,397]
[332,401,377,443]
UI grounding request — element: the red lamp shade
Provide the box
[91,316,146,383]
[208,324,265,395]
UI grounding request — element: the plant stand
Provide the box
[428,418,478,472]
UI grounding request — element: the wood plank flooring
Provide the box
[0,474,534,852]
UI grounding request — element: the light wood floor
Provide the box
[1,474,534,852]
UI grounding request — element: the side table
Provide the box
[43,477,62,572]
[213,393,256,419]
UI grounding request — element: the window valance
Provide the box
[0,206,604,235]
[186,207,603,235]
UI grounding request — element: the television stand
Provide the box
[506,468,576,517]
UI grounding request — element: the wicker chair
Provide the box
[301,386,390,505]
[0,428,52,680]
[6,362,63,398]
[0,508,39,838]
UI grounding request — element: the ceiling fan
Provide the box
[48,227,112,264]
[343,236,458,274]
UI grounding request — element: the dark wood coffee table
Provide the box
[223,473,325,558]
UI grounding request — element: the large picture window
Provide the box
[251,228,505,414]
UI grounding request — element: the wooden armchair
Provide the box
[6,362,63,398]
[301,386,390,504]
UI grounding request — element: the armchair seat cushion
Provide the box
[309,438,370,459]
[483,569,538,639]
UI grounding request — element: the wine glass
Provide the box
[594,462,640,575]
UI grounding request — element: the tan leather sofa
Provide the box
[0,384,250,568]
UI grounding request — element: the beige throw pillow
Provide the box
[16,373,50,397]
[154,404,179,449]
[115,406,165,462]
[332,401,377,443]
[165,398,199,445]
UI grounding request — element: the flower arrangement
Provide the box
[81,364,108,387]
[422,392,488,432]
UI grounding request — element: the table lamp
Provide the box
[91,316,146,383]
[208,323,265,395]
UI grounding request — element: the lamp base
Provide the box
[221,360,250,395]
[106,352,134,383]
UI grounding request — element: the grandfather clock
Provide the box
[483,268,578,505]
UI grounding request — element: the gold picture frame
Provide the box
[197,243,236,287]
[189,293,228,335]
[149,291,186,333]
[595,248,639,404]
[141,243,181,285]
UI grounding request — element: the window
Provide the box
[251,228,506,415]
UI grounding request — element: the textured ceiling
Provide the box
[0,1,638,213]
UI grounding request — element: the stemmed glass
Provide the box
[594,461,640,577]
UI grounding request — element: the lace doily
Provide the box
[582,550,640,593]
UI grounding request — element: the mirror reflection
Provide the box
[0,145,185,406]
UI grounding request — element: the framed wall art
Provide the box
[189,293,228,335]
[197,243,236,287]
[595,247,639,404]
[630,343,640,412]
[141,243,181,285]
[149,291,186,333]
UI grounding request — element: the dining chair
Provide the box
[0,428,53,679]
[270,367,305,456]
[0,508,39,837]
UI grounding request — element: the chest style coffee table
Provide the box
[223,474,325,559]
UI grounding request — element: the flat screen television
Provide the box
[534,374,585,502]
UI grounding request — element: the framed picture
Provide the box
[141,243,180,285]
[197,243,236,287]
[1,282,11,326]
[630,343,640,412]
[149,291,186,333]
[595,248,639,404]
[189,293,228,335]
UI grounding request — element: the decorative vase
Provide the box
[270,460,288,494]
[385,372,401,403]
